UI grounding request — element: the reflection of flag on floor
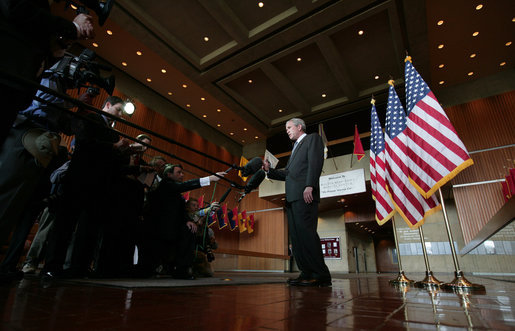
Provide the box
[404,57,473,198]
[353,125,365,161]
[218,204,228,230]
[239,211,247,233]
[247,214,255,234]
[370,98,395,225]
[384,81,440,229]
[228,207,238,231]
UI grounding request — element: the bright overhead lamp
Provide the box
[124,100,135,116]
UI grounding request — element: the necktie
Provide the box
[292,140,299,154]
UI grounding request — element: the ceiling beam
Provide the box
[198,0,249,44]
[261,63,311,114]
[316,35,358,99]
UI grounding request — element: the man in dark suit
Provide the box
[264,118,331,287]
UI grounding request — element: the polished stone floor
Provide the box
[1,272,514,330]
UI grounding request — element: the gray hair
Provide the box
[288,118,306,132]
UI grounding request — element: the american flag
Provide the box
[384,83,440,229]
[405,58,473,198]
[370,99,395,225]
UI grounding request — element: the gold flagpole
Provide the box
[437,188,485,290]
[414,226,442,288]
[389,216,414,285]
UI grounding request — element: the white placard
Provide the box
[319,169,366,198]
[264,149,279,169]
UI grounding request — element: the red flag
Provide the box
[247,214,255,234]
[370,99,395,225]
[353,125,365,161]
[197,195,204,208]
[182,191,190,201]
[404,57,473,198]
[228,207,238,231]
[506,171,515,197]
[501,180,511,203]
[384,82,440,229]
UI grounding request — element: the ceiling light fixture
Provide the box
[255,136,259,139]
[468,71,474,76]
[203,114,207,118]
[506,41,512,46]
[500,61,506,66]
[439,80,445,85]
[437,20,444,25]
[106,30,113,35]
[358,30,364,35]
[167,92,173,95]
[374,75,379,80]
[121,61,127,67]
[243,128,247,131]
[242,139,245,143]
[124,100,135,116]
[230,132,234,135]
[146,78,151,82]
[92,42,99,47]
[258,2,264,8]
[216,108,221,112]
[136,51,142,56]
[438,64,445,68]
[475,4,483,10]
[203,36,209,42]
[161,69,166,73]
[217,124,221,127]
[199,97,205,101]
[278,109,283,113]
[321,93,326,98]
[438,44,444,49]
[296,57,302,62]
[70,4,77,9]
[472,31,479,37]
[248,79,253,83]
[182,84,188,88]
[470,53,476,58]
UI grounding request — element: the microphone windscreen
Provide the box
[241,157,263,177]
[244,169,266,194]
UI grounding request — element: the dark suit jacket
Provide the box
[268,133,324,202]
[144,177,201,241]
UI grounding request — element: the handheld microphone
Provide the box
[238,169,266,203]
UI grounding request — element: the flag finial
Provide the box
[388,79,395,86]
[405,55,412,63]
[371,97,376,105]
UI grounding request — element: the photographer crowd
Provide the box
[0,0,225,283]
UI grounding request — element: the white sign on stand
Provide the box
[319,168,366,198]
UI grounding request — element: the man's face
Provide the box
[103,102,124,118]
[154,160,166,175]
[133,138,150,153]
[187,201,199,212]
[285,121,303,141]
[168,167,184,182]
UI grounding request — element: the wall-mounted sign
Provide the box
[321,237,341,259]
[319,169,366,198]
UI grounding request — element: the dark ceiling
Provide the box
[52,0,514,154]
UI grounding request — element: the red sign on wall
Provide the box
[320,237,341,259]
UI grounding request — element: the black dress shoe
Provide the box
[298,278,332,287]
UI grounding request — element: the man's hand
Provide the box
[209,172,226,182]
[113,138,131,151]
[210,202,220,211]
[186,221,197,233]
[262,159,270,172]
[303,186,314,204]
[73,13,95,39]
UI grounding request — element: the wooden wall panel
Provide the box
[444,91,515,245]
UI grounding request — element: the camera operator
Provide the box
[0,0,95,148]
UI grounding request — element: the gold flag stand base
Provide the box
[389,271,414,286]
[414,271,442,288]
[441,271,485,291]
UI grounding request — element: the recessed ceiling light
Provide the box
[92,42,99,47]
[258,2,264,8]
[468,71,474,76]
[217,124,221,127]
[475,4,483,10]
[203,36,209,42]
[321,93,327,98]
[186,104,191,108]
[121,61,127,67]
[136,51,142,56]
[202,114,207,118]
[200,97,206,101]
[512,17,515,22]
[248,79,253,83]
[106,30,113,35]
[146,78,151,82]
[438,44,444,49]
[506,41,512,46]
[167,92,173,95]
[230,132,234,135]
[243,128,247,131]
[242,139,245,143]
[70,4,77,9]
[438,64,445,68]
[472,31,479,37]
[255,136,259,139]
[358,30,364,35]
[439,80,445,85]
[437,20,444,26]
[182,84,187,88]
[161,69,166,73]
[216,108,221,112]
[500,61,506,66]
[470,53,476,58]
[297,57,302,62]
[374,75,379,80]
[278,109,283,113]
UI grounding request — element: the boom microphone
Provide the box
[238,169,266,202]
[219,187,231,203]
[240,157,263,177]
